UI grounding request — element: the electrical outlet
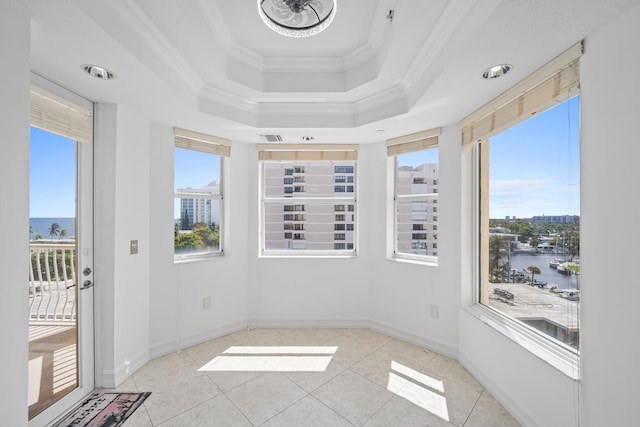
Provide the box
[429,304,439,319]
[203,296,211,310]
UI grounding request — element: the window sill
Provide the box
[463,304,580,380]
[174,252,224,264]
[259,251,357,259]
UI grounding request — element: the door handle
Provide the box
[83,267,92,276]
[80,280,93,290]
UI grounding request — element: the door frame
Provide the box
[29,73,95,427]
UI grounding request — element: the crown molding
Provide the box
[197,82,409,128]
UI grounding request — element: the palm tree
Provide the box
[489,234,510,281]
[49,222,60,242]
[60,229,68,240]
[527,265,541,284]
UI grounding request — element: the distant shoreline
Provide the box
[29,217,76,240]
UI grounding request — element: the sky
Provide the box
[489,96,580,219]
[174,147,221,190]
[30,127,76,218]
[30,95,579,220]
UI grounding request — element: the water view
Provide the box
[30,218,76,241]
[507,251,579,290]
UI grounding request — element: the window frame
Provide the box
[387,128,441,265]
[464,42,583,377]
[469,144,579,379]
[173,128,230,262]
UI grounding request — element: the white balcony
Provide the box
[29,243,77,324]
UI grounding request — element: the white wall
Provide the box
[0,3,30,425]
[148,124,180,354]
[579,4,640,426]
[148,127,249,358]
[368,126,462,357]
[94,104,151,387]
[247,144,371,327]
[457,4,640,427]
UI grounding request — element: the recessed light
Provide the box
[82,64,115,80]
[482,64,512,80]
[376,129,386,133]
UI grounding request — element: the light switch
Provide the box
[130,240,138,255]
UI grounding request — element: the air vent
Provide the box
[259,134,283,142]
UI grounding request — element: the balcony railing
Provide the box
[29,243,76,324]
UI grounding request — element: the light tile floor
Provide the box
[109,328,520,426]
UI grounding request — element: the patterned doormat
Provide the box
[51,392,151,427]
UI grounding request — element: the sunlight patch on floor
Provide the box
[199,346,337,372]
[387,361,450,422]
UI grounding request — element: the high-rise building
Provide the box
[396,163,439,257]
[177,181,220,229]
[263,162,356,250]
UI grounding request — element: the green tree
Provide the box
[489,234,510,282]
[180,209,191,230]
[34,234,43,241]
[60,229,68,240]
[527,265,541,283]
[174,232,204,251]
[529,235,540,249]
[566,231,580,260]
[193,222,219,248]
[49,223,60,242]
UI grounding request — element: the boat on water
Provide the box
[557,262,571,274]
[549,259,563,269]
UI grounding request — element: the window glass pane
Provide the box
[396,149,438,196]
[262,160,356,253]
[396,198,438,256]
[394,147,438,259]
[482,96,580,350]
[264,202,356,251]
[174,147,222,256]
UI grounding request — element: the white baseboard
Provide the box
[149,320,247,360]
[247,318,370,329]
[99,347,149,389]
[458,354,538,427]
[368,320,458,359]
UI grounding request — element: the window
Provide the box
[387,128,440,261]
[284,205,305,212]
[334,165,354,174]
[174,128,230,260]
[259,144,357,254]
[463,42,582,356]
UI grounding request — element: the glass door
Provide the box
[28,80,94,426]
